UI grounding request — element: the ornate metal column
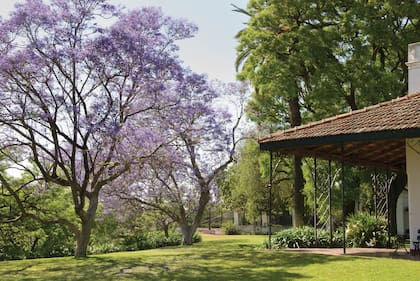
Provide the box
[314,158,318,246]
[341,144,346,254]
[372,170,395,246]
[268,151,273,250]
[311,159,338,247]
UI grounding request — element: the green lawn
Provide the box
[0,234,418,281]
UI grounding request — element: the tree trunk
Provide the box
[345,84,358,110]
[180,224,195,245]
[179,189,210,245]
[163,224,169,238]
[75,218,94,258]
[293,155,305,227]
[288,97,305,227]
[208,204,211,230]
[74,194,98,258]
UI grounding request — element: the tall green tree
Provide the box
[235,0,339,226]
[220,140,293,227]
[235,0,420,225]
[231,140,266,226]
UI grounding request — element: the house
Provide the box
[259,42,420,253]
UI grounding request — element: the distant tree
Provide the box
[0,0,198,257]
[105,80,248,245]
[0,153,75,230]
[0,155,76,259]
[221,140,293,227]
[223,140,265,228]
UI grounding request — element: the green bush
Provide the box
[271,214,398,249]
[122,231,201,251]
[221,222,240,235]
[192,232,202,243]
[0,221,74,261]
[271,226,342,249]
[89,214,124,254]
[346,212,395,248]
[36,224,75,258]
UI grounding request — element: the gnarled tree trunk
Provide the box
[180,224,195,245]
[74,195,99,258]
[75,218,94,258]
[179,190,210,245]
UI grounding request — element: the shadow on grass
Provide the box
[178,251,338,279]
[0,239,366,281]
[2,263,37,276]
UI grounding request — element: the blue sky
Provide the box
[0,0,249,82]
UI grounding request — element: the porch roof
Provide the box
[259,93,420,171]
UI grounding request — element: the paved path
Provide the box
[283,247,420,260]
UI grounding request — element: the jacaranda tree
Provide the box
[104,80,248,245]
[0,0,198,257]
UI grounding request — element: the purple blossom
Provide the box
[0,0,210,256]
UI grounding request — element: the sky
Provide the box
[0,0,249,82]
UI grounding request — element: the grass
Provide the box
[0,234,419,280]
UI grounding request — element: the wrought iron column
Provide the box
[268,151,273,250]
[374,168,378,218]
[328,160,333,245]
[314,158,318,246]
[372,170,395,233]
[341,144,346,254]
[386,170,391,247]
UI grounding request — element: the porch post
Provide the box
[268,150,273,249]
[314,158,318,246]
[341,144,346,254]
[328,160,333,245]
[374,168,378,218]
[386,170,391,247]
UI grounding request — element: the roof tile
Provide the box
[260,93,420,144]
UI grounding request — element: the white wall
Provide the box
[406,138,420,249]
[407,42,420,95]
[233,211,239,225]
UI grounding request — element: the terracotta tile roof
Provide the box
[260,92,420,145]
[259,93,420,171]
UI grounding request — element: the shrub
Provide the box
[89,214,124,254]
[222,222,240,235]
[193,232,202,243]
[272,226,314,249]
[121,231,201,251]
[346,212,395,248]
[0,221,74,261]
[36,224,75,258]
[271,226,342,249]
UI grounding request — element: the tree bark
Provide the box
[75,218,94,258]
[180,224,195,245]
[163,224,169,238]
[74,194,99,258]
[288,97,305,227]
[292,155,305,227]
[179,189,210,245]
[345,84,358,110]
